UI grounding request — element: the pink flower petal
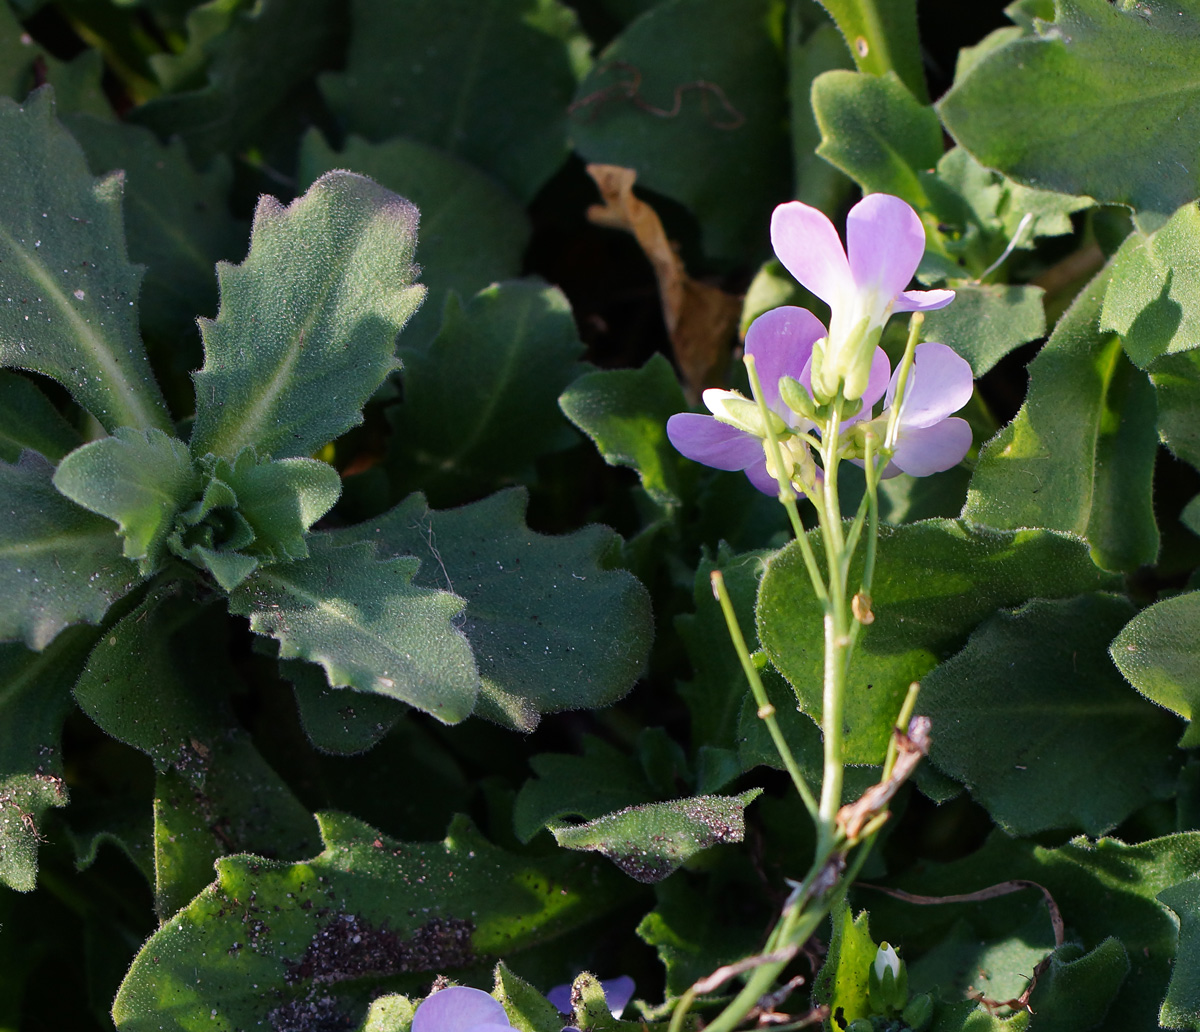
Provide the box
[413,987,509,1032]
[745,306,826,415]
[891,417,972,477]
[770,201,853,308]
[887,343,973,429]
[845,195,927,303]
[666,414,762,471]
[893,287,955,313]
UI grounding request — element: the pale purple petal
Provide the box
[891,418,972,477]
[546,985,572,1014]
[770,201,853,308]
[745,306,826,414]
[887,343,973,429]
[667,414,762,471]
[893,288,955,313]
[743,456,787,496]
[601,976,636,1017]
[859,347,892,414]
[845,195,926,302]
[413,987,509,1032]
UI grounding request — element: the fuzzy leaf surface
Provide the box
[0,88,169,433]
[228,536,478,723]
[53,428,200,574]
[921,594,1181,835]
[1157,878,1200,1026]
[282,657,405,757]
[112,812,628,1031]
[550,789,761,883]
[757,521,1120,764]
[1111,590,1200,748]
[964,266,1160,572]
[938,0,1200,215]
[0,370,80,463]
[327,488,652,730]
[919,283,1046,378]
[0,451,140,649]
[189,170,424,462]
[1150,348,1200,469]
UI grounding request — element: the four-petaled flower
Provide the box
[771,194,954,401]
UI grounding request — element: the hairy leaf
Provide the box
[326,487,652,730]
[0,370,80,462]
[1151,348,1200,470]
[0,451,140,649]
[282,656,405,756]
[189,170,424,462]
[1158,879,1200,1026]
[919,283,1045,378]
[921,594,1181,835]
[228,536,478,723]
[112,812,628,1031]
[964,266,1160,572]
[0,88,170,433]
[550,789,761,883]
[811,0,925,100]
[938,0,1200,215]
[757,520,1120,763]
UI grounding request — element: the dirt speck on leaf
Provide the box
[269,993,351,1032]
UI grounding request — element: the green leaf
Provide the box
[812,69,942,207]
[494,961,565,1032]
[568,0,790,261]
[64,114,242,344]
[1026,939,1130,1032]
[1150,348,1200,469]
[298,130,530,349]
[789,18,854,213]
[112,812,629,1031]
[937,0,1200,216]
[964,266,1160,573]
[559,354,693,509]
[326,487,653,730]
[811,0,926,101]
[320,0,582,201]
[550,788,761,883]
[228,535,479,723]
[1111,590,1200,748]
[513,736,655,844]
[812,903,877,1026]
[757,520,1120,764]
[0,451,140,649]
[921,593,1181,836]
[1158,879,1200,1027]
[189,170,425,462]
[0,627,96,890]
[387,280,586,501]
[282,657,405,756]
[131,0,341,164]
[0,369,81,462]
[1102,201,1200,369]
[0,88,170,434]
[919,283,1046,378]
[53,428,200,574]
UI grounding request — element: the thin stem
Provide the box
[711,570,818,819]
[882,681,922,780]
[884,313,923,452]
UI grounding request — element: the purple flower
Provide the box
[412,986,513,1032]
[771,194,954,401]
[666,306,888,495]
[869,343,973,478]
[547,975,635,1019]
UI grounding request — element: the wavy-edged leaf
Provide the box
[228,535,478,723]
[757,520,1121,764]
[0,451,140,649]
[937,0,1200,216]
[0,370,81,462]
[327,487,652,731]
[53,428,199,574]
[189,170,424,462]
[112,812,629,1031]
[282,655,405,756]
[320,0,582,201]
[550,789,761,883]
[964,266,1160,572]
[0,87,170,433]
[1158,878,1200,1027]
[298,130,530,349]
[0,627,96,890]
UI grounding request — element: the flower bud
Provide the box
[778,376,817,421]
[867,942,908,1013]
[702,389,788,439]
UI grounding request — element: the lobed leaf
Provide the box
[0,451,140,649]
[228,536,478,723]
[550,789,761,883]
[112,812,629,1031]
[326,487,652,730]
[938,0,1200,216]
[0,88,170,434]
[757,520,1120,764]
[189,170,424,462]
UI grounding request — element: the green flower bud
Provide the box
[702,389,788,438]
[778,375,817,421]
[901,993,933,1031]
